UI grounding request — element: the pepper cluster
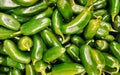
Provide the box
[0,0,120,75]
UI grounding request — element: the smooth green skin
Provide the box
[11,14,31,23]
[61,6,92,34]
[103,53,119,74]
[52,9,64,41]
[93,9,107,18]
[0,44,7,55]
[58,34,71,44]
[0,12,20,31]
[40,29,62,48]
[71,35,85,47]
[47,0,57,6]
[12,0,38,6]
[69,0,86,14]
[100,21,117,32]
[21,18,51,35]
[12,0,48,16]
[34,60,47,75]
[12,69,21,75]
[93,0,107,10]
[52,63,85,75]
[80,45,99,75]
[113,15,120,32]
[18,36,33,51]
[32,7,53,20]
[0,0,19,9]
[7,57,25,70]
[109,0,119,22]
[43,46,66,63]
[91,49,105,75]
[102,34,115,42]
[95,27,109,38]
[0,56,7,66]
[67,44,81,62]
[31,34,44,65]
[57,0,73,21]
[102,13,111,22]
[77,0,87,5]
[110,41,120,61]
[95,40,108,51]
[84,17,101,40]
[0,66,9,73]
[0,27,15,40]
[4,40,31,64]
[26,64,35,75]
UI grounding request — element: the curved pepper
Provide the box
[12,68,21,75]
[31,34,45,65]
[4,40,31,64]
[26,64,36,75]
[61,5,92,34]
[102,34,115,42]
[93,9,107,18]
[12,0,38,6]
[113,15,120,32]
[102,13,111,22]
[52,63,85,75]
[80,44,99,75]
[0,12,20,31]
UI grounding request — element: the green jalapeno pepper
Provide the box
[0,0,19,10]
[80,44,99,75]
[57,0,73,21]
[12,0,48,16]
[12,68,22,75]
[102,34,115,42]
[91,49,105,75]
[7,57,25,70]
[18,36,33,51]
[66,44,81,62]
[103,53,119,74]
[84,16,101,39]
[26,64,36,75]
[0,12,20,31]
[4,40,31,64]
[12,0,38,6]
[0,55,7,66]
[52,63,85,75]
[31,34,45,65]
[113,15,120,32]
[61,5,92,34]
[0,66,9,73]
[102,13,111,22]
[93,9,107,18]
[109,0,119,22]
[43,46,65,63]
[110,41,120,61]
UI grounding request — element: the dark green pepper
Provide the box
[43,46,65,63]
[26,64,36,75]
[31,34,45,65]
[84,16,101,39]
[77,0,87,5]
[12,68,21,75]
[102,13,111,22]
[12,0,48,16]
[0,55,7,66]
[18,36,33,51]
[93,9,107,18]
[12,0,38,6]
[109,0,119,22]
[0,0,19,10]
[113,15,120,32]
[52,63,85,75]
[0,12,20,31]
[66,44,81,62]
[0,66,9,73]
[57,0,73,21]
[103,53,119,74]
[61,6,92,34]
[4,40,31,64]
[80,44,99,75]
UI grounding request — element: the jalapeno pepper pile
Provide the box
[0,0,120,75]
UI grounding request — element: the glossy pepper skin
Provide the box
[52,9,64,41]
[110,41,120,61]
[109,0,119,22]
[12,0,38,6]
[84,16,101,39]
[4,40,31,64]
[0,0,19,10]
[0,66,9,73]
[57,0,73,21]
[31,34,45,65]
[103,53,119,74]
[113,15,120,32]
[80,45,99,75]
[26,64,36,75]
[12,68,22,75]
[0,12,20,31]
[67,44,81,62]
[43,46,65,63]
[52,63,85,75]
[61,6,92,34]
[12,0,48,16]
[93,9,107,18]
[102,13,111,22]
